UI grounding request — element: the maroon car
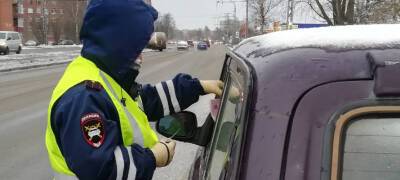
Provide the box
[156,24,400,180]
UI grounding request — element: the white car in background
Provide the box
[0,31,22,55]
[24,40,38,46]
[177,41,189,50]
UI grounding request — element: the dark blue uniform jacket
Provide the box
[52,74,205,180]
[50,0,205,179]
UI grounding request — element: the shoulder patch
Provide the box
[80,113,105,148]
[85,80,103,91]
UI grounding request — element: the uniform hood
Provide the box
[80,0,158,89]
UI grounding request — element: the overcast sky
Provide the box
[151,0,322,30]
[152,0,247,30]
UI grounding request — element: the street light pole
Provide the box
[217,0,248,37]
[245,0,248,38]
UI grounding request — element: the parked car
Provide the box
[0,31,22,55]
[156,24,400,180]
[147,32,167,51]
[197,41,208,50]
[58,40,75,45]
[177,41,189,50]
[24,40,37,46]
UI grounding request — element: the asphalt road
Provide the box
[0,46,225,180]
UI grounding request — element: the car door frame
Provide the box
[194,49,255,180]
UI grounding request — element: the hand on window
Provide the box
[200,80,224,97]
[228,86,241,104]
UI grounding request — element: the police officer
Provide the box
[45,0,223,179]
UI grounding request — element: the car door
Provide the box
[5,33,13,50]
[10,33,18,51]
[190,52,254,180]
[13,33,21,50]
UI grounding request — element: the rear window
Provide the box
[330,107,400,180]
[342,116,400,180]
[0,33,5,39]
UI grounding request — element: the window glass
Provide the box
[0,33,5,39]
[11,33,19,40]
[207,71,245,179]
[342,117,400,180]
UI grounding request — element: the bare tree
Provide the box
[31,17,47,44]
[155,13,176,39]
[204,26,211,39]
[305,0,356,25]
[61,0,86,43]
[50,16,64,44]
[250,0,283,33]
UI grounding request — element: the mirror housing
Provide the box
[156,111,215,147]
[7,37,11,41]
[156,111,197,141]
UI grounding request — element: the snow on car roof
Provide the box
[235,24,400,58]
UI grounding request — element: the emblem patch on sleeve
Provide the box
[81,113,105,148]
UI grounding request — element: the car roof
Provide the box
[232,24,400,179]
[234,24,400,58]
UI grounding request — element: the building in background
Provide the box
[0,0,87,44]
[1,0,156,44]
[0,0,14,31]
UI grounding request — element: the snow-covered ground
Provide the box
[0,48,156,72]
[0,50,80,72]
[22,44,83,50]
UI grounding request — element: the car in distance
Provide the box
[147,32,167,51]
[155,24,400,180]
[187,40,194,47]
[58,40,75,45]
[177,41,189,50]
[197,41,208,50]
[0,31,22,55]
[24,40,37,46]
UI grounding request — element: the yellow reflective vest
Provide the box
[45,56,158,177]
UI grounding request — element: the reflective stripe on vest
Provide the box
[99,71,144,146]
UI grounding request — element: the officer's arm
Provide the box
[51,83,155,180]
[139,73,206,121]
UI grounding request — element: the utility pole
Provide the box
[286,0,295,29]
[217,0,248,38]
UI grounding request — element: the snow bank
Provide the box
[0,50,80,72]
[23,44,83,50]
[0,48,157,72]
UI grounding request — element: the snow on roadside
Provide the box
[22,44,83,50]
[0,50,80,72]
[0,48,157,72]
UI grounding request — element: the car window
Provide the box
[342,116,400,180]
[0,33,5,39]
[13,33,20,40]
[206,59,247,180]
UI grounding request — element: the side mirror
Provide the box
[156,111,215,147]
[7,37,12,41]
[156,111,197,141]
